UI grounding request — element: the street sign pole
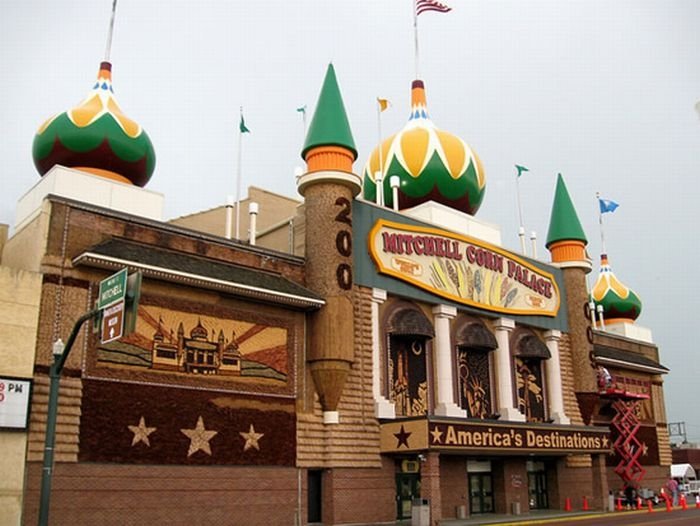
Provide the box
[39,268,141,525]
[38,308,100,526]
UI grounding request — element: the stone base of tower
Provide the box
[15,165,164,232]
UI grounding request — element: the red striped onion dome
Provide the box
[590,254,642,323]
[362,80,485,215]
[32,62,155,186]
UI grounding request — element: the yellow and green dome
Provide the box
[362,80,485,215]
[591,254,642,323]
[32,61,155,186]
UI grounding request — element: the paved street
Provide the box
[436,507,700,526]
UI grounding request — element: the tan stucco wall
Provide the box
[169,186,300,243]
[0,266,42,526]
[1,201,51,272]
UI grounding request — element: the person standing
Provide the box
[667,477,679,506]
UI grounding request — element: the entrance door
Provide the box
[468,473,494,514]
[528,471,548,510]
[308,470,322,523]
[396,473,420,520]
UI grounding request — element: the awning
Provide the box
[73,239,325,311]
[594,345,668,375]
[671,463,697,480]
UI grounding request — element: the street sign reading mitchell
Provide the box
[98,268,128,309]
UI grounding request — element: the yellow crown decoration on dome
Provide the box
[362,80,485,215]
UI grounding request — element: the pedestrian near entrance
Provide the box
[666,477,679,506]
[624,484,636,510]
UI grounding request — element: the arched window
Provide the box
[512,331,550,423]
[454,320,497,419]
[385,306,434,417]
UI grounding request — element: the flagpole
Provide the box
[413,0,420,79]
[596,192,606,255]
[376,100,385,206]
[235,107,244,240]
[516,171,527,255]
[104,0,118,61]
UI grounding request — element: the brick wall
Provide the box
[321,460,396,525]
[23,463,301,526]
[297,287,381,468]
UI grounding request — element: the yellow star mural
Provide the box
[180,416,218,457]
[128,416,157,447]
[240,424,264,451]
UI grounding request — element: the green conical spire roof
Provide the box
[546,173,588,248]
[301,63,357,160]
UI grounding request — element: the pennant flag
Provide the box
[296,105,307,114]
[515,165,529,178]
[599,198,619,214]
[377,98,390,112]
[239,114,250,134]
[416,0,452,15]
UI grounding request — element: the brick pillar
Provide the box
[590,453,609,511]
[421,452,442,525]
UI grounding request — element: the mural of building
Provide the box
[0,16,673,526]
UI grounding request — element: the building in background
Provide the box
[0,28,672,526]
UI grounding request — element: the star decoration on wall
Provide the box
[641,442,649,456]
[601,436,609,449]
[394,425,412,449]
[430,426,443,444]
[240,424,264,451]
[128,416,157,447]
[181,416,218,457]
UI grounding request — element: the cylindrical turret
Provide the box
[546,174,595,393]
[297,64,361,424]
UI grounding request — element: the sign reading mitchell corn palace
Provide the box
[369,219,560,317]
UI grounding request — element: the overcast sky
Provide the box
[2,1,699,442]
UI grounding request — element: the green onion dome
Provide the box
[32,61,155,186]
[590,254,642,323]
[362,80,485,215]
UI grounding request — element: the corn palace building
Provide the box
[0,56,673,525]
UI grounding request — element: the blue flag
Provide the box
[599,198,619,214]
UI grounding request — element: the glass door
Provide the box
[528,471,548,509]
[396,473,421,520]
[468,473,494,514]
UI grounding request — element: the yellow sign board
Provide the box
[368,220,560,317]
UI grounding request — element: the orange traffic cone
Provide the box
[616,497,623,511]
[665,496,672,512]
[680,493,687,511]
[647,499,654,513]
[564,497,571,511]
[696,495,700,509]
[582,496,589,511]
[636,496,642,510]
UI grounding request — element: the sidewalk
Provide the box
[438,509,605,526]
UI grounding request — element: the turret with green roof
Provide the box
[301,63,357,163]
[296,63,361,425]
[546,174,590,269]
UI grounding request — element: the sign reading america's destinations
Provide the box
[380,419,611,454]
[368,219,560,317]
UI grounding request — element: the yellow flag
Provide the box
[377,98,390,112]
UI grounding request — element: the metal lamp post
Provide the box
[38,339,65,525]
[38,309,100,526]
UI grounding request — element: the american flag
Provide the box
[416,0,452,15]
